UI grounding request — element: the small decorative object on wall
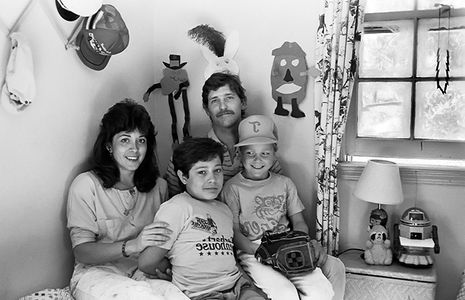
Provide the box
[74,4,129,71]
[364,224,393,265]
[434,4,451,94]
[271,41,308,118]
[1,32,35,114]
[188,24,239,79]
[393,207,440,266]
[55,0,102,22]
[143,54,190,145]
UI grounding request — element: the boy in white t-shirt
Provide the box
[139,137,265,300]
[221,115,334,300]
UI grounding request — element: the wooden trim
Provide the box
[338,162,465,186]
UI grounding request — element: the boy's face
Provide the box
[204,85,246,130]
[178,155,224,201]
[240,143,276,180]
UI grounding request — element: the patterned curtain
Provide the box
[314,0,364,255]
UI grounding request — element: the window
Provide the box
[344,0,465,164]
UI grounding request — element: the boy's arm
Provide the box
[233,223,259,255]
[139,245,169,276]
[289,211,309,234]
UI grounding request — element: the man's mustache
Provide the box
[216,110,235,117]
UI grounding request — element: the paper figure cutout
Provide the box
[188,24,240,79]
[271,41,308,118]
[143,54,190,145]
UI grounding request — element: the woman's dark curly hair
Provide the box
[92,99,159,192]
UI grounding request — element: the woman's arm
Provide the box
[139,245,169,276]
[73,221,172,265]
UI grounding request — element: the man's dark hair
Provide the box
[92,99,159,192]
[202,72,247,112]
[173,137,224,178]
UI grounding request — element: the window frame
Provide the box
[344,7,465,162]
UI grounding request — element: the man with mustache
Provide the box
[165,72,282,198]
[164,72,346,300]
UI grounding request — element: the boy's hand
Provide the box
[144,267,173,281]
[311,239,328,267]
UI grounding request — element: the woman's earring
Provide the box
[107,146,112,154]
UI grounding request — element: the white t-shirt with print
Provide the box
[154,192,241,298]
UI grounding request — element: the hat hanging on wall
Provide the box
[55,0,102,21]
[1,32,36,114]
[75,4,129,71]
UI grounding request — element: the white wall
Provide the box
[0,0,322,299]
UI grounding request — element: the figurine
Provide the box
[364,224,393,265]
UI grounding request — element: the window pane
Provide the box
[357,82,411,138]
[360,21,414,78]
[415,81,465,141]
[418,0,465,10]
[365,0,414,13]
[417,17,465,77]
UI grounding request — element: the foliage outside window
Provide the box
[344,0,465,164]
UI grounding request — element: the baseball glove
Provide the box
[255,230,316,276]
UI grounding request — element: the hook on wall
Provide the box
[1,0,82,50]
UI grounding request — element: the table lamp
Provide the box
[354,159,404,229]
[353,160,404,265]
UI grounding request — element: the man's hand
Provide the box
[311,239,328,267]
[144,267,173,281]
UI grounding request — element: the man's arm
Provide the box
[164,158,183,198]
[139,245,169,276]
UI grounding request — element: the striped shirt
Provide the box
[164,129,282,198]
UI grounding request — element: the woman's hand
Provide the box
[127,221,172,255]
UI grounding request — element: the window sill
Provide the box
[338,161,465,186]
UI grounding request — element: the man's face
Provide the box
[204,84,246,129]
[178,155,224,201]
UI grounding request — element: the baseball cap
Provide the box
[55,0,102,21]
[75,4,129,71]
[235,115,278,147]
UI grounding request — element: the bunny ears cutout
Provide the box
[188,24,240,79]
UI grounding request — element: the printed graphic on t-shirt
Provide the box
[241,193,288,237]
[191,214,218,234]
[195,235,235,257]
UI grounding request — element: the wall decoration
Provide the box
[188,24,239,79]
[143,54,190,145]
[270,41,308,118]
[1,32,35,114]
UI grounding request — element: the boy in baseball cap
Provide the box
[221,115,334,300]
[75,4,129,71]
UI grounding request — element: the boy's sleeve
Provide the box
[153,198,190,250]
[285,177,305,217]
[164,157,183,198]
[220,183,241,224]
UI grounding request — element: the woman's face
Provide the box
[109,129,147,175]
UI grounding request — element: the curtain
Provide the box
[314,0,364,255]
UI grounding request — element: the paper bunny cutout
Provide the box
[188,24,240,79]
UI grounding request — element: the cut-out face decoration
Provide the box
[271,42,308,118]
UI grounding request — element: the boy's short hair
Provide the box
[173,137,224,177]
[202,72,247,109]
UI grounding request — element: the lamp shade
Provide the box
[353,159,404,205]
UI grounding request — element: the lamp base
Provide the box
[369,207,388,230]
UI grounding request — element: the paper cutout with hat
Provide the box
[1,32,35,114]
[55,0,102,21]
[271,41,308,118]
[188,24,240,79]
[143,55,191,146]
[75,4,129,71]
